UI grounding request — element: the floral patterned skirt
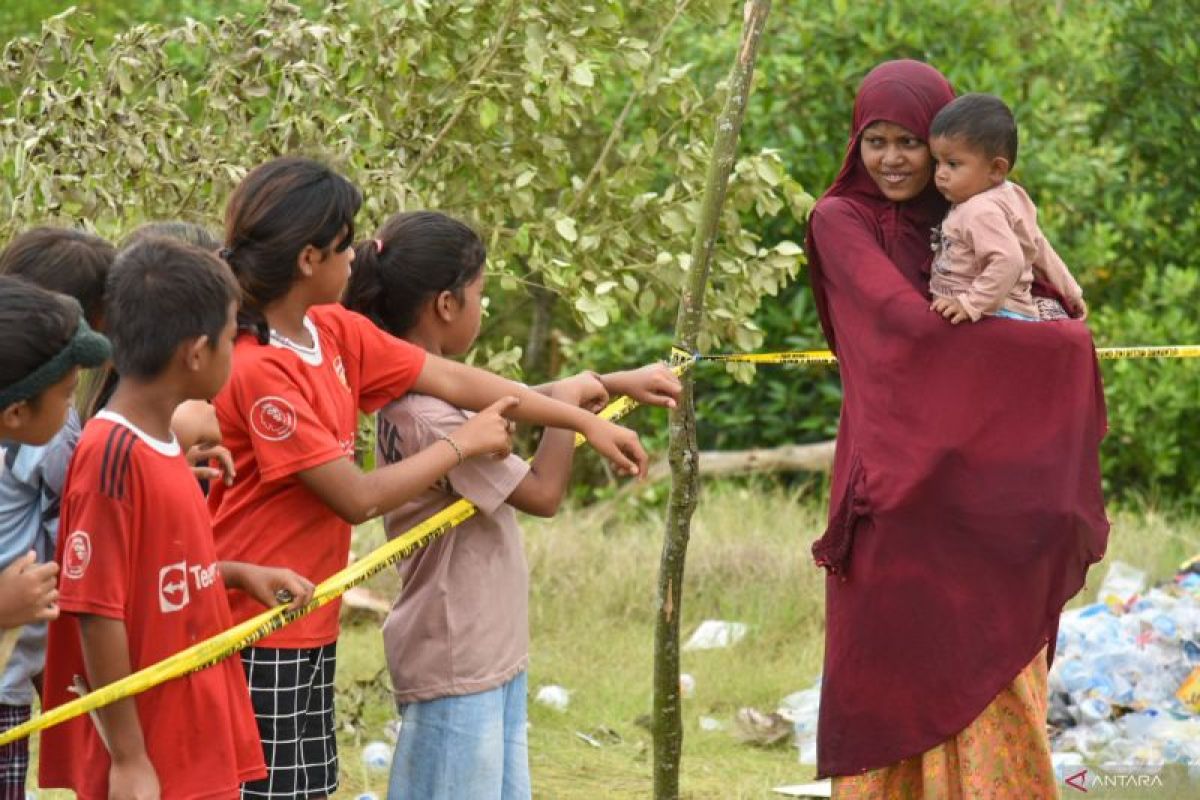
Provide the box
[831,646,1057,799]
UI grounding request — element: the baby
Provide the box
[927,93,1086,324]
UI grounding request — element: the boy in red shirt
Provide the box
[39,238,313,800]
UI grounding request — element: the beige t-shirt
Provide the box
[929,180,1082,321]
[377,394,531,704]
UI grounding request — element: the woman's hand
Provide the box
[600,364,681,409]
[453,396,520,460]
[186,443,235,486]
[0,552,59,627]
[930,296,971,324]
[220,563,315,611]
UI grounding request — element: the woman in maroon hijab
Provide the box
[805,60,1109,796]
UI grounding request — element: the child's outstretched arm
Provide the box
[507,373,607,517]
[78,615,161,799]
[595,363,681,409]
[510,365,681,516]
[414,356,648,477]
[297,396,519,525]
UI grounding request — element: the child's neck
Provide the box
[403,329,444,357]
[105,378,188,443]
[264,293,315,348]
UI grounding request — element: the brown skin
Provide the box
[405,273,681,519]
[0,367,80,446]
[927,135,1088,324]
[271,235,655,528]
[859,121,933,204]
[78,302,313,799]
[0,369,78,629]
[0,552,59,627]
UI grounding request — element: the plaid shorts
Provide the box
[0,704,31,798]
[240,644,339,799]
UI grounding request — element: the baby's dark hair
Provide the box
[121,220,221,252]
[930,92,1019,167]
[343,211,486,337]
[222,157,362,343]
[0,227,115,327]
[0,275,81,403]
[106,238,239,380]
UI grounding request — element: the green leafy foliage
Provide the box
[3,0,1199,504]
[0,1,806,383]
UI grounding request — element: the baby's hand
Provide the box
[1067,296,1088,321]
[930,296,971,325]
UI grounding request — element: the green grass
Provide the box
[27,485,1200,798]
[330,486,1200,798]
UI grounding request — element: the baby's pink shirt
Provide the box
[930,181,1082,321]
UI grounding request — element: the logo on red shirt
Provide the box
[159,560,191,613]
[250,396,298,441]
[63,531,92,579]
[333,355,350,392]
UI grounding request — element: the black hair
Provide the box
[106,238,240,380]
[121,220,221,252]
[0,275,80,402]
[0,227,115,327]
[222,157,362,343]
[343,211,486,337]
[929,92,1019,167]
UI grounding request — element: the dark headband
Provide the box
[0,318,111,408]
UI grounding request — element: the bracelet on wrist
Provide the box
[439,434,465,465]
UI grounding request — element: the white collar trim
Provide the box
[95,410,182,457]
[269,315,323,366]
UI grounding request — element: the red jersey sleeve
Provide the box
[57,491,133,620]
[227,358,347,482]
[326,306,427,413]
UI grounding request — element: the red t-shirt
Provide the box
[209,304,426,647]
[39,412,266,800]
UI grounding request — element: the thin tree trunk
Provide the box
[652,3,772,799]
[522,271,555,378]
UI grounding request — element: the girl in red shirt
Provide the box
[211,157,651,799]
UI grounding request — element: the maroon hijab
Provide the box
[804,61,1109,777]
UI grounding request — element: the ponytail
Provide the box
[344,211,485,338]
[223,157,362,344]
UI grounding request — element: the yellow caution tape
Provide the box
[672,344,1200,366]
[0,381,682,747]
[6,340,1193,746]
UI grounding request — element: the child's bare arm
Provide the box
[506,373,605,517]
[78,614,160,799]
[595,364,681,408]
[0,552,59,628]
[413,356,647,477]
[296,396,518,524]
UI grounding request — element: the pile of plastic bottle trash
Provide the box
[1048,560,1200,774]
[778,559,1200,774]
